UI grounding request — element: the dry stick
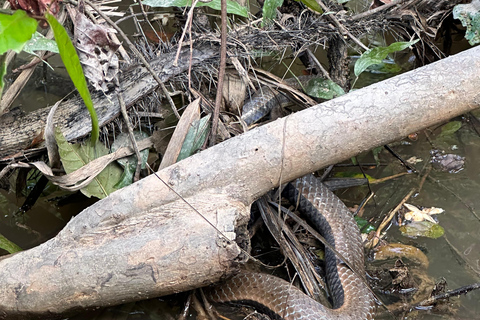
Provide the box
[12,52,56,72]
[415,282,480,308]
[177,293,193,320]
[313,0,368,51]
[371,188,415,248]
[173,0,199,66]
[82,0,181,119]
[371,166,430,247]
[137,0,163,44]
[209,0,227,146]
[305,48,331,80]
[369,171,410,184]
[117,85,142,182]
[349,0,406,21]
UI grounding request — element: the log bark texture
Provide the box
[0,46,479,318]
[0,44,217,160]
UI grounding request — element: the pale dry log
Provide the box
[0,46,479,319]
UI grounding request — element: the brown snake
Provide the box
[205,175,376,319]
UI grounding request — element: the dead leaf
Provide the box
[404,203,444,224]
[67,6,119,92]
[159,98,201,170]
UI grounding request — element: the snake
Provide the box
[240,75,316,125]
[204,175,376,319]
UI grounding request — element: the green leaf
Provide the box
[0,232,22,253]
[439,121,462,137]
[0,10,38,54]
[141,0,248,17]
[45,13,99,144]
[177,114,210,162]
[453,1,480,45]
[334,171,376,182]
[296,0,323,13]
[111,131,150,188]
[363,61,402,74]
[399,221,445,239]
[55,128,123,199]
[354,39,419,77]
[262,0,283,25]
[23,31,59,54]
[354,216,376,233]
[305,78,345,100]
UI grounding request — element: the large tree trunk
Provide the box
[0,46,478,319]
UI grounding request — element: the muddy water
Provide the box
[358,122,480,319]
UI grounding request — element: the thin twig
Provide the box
[350,0,406,21]
[305,48,330,79]
[117,85,142,182]
[81,0,181,119]
[415,282,480,307]
[209,0,227,146]
[314,0,368,50]
[370,188,415,248]
[173,0,199,66]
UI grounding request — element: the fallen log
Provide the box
[0,43,217,160]
[0,46,478,319]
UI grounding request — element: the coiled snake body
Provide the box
[206,175,376,319]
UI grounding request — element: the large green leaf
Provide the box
[0,233,22,254]
[262,0,283,25]
[0,10,38,54]
[55,128,123,199]
[354,40,419,77]
[305,78,345,100]
[23,31,59,54]
[45,13,99,144]
[141,0,248,17]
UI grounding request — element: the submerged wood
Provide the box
[0,47,478,318]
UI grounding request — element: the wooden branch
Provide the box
[0,46,478,319]
[0,44,217,160]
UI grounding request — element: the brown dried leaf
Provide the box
[159,99,201,170]
[69,7,119,92]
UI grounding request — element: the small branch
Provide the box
[415,282,480,307]
[350,0,407,21]
[117,85,142,182]
[209,0,227,146]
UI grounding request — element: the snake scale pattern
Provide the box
[205,175,376,319]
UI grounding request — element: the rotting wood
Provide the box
[0,46,478,319]
[0,43,217,160]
